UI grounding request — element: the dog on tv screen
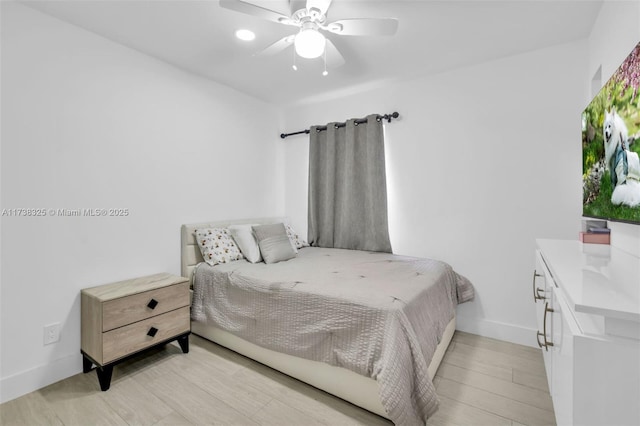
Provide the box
[582,41,640,223]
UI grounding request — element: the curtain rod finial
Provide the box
[280,133,286,139]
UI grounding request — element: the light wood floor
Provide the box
[0,331,555,426]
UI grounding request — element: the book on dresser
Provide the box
[81,273,191,390]
[533,239,640,426]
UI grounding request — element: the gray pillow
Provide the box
[252,223,297,264]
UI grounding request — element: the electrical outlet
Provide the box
[44,323,61,345]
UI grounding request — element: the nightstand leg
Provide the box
[177,334,189,353]
[96,365,113,391]
[82,355,93,373]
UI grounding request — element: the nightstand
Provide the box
[81,273,190,390]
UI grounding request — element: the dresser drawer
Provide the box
[102,306,190,364]
[102,281,189,331]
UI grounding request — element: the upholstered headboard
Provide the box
[180,217,289,280]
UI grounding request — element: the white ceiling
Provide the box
[22,0,603,105]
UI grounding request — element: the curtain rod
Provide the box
[279,111,399,139]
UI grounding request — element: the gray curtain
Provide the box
[307,114,392,253]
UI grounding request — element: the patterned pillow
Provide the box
[194,228,244,266]
[284,223,309,250]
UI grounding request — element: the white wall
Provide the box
[587,0,640,257]
[0,2,284,403]
[2,0,638,406]
[282,40,589,347]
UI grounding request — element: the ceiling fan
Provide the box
[220,0,398,70]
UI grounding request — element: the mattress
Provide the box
[191,247,473,425]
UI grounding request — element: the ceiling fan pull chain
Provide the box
[292,46,298,71]
[322,48,328,76]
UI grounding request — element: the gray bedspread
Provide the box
[191,247,473,425]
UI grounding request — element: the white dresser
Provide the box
[534,239,640,426]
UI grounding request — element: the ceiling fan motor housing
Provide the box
[292,7,326,25]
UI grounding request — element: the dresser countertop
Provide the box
[537,239,640,322]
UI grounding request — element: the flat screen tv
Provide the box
[582,41,640,224]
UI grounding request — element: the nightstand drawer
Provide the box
[102,306,190,364]
[102,281,189,331]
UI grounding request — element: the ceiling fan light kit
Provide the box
[294,25,326,59]
[220,0,398,72]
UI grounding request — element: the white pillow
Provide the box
[228,224,262,263]
[194,228,244,266]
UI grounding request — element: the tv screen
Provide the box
[582,41,640,224]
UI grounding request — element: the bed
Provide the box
[181,217,473,425]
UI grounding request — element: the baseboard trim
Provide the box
[0,353,82,404]
[0,317,537,403]
[456,315,538,348]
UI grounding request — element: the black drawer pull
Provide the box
[147,299,158,310]
[147,327,158,337]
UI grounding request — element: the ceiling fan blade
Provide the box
[306,0,332,15]
[324,18,399,36]
[256,35,295,56]
[219,0,295,25]
[325,39,345,68]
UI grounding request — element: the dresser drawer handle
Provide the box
[543,302,554,350]
[536,302,555,351]
[147,327,158,337]
[532,271,544,302]
[147,299,159,310]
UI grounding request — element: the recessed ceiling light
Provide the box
[235,29,255,41]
